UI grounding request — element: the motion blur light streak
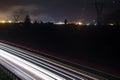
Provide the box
[0,43,89,80]
[1,42,118,80]
[0,49,65,80]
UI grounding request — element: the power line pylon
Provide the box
[95,0,104,25]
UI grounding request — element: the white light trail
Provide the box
[0,42,106,80]
[0,49,66,80]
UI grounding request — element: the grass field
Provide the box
[0,23,120,75]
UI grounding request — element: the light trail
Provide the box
[0,43,88,80]
[0,45,87,80]
[0,49,65,80]
[0,42,111,80]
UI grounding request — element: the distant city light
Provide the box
[0,20,6,23]
[8,20,12,23]
[31,21,34,23]
[17,21,23,23]
[86,23,90,26]
[76,22,83,26]
[109,23,114,26]
[55,22,64,25]
[0,20,14,23]
[93,20,96,23]
[94,23,97,26]
[78,22,82,25]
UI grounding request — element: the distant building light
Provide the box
[86,23,90,26]
[109,23,114,26]
[8,20,12,23]
[93,20,96,23]
[55,22,64,25]
[17,21,23,23]
[76,22,83,26]
[94,23,97,26]
[31,21,34,23]
[1,20,6,23]
[78,22,82,25]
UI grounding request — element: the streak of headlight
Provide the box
[0,49,66,80]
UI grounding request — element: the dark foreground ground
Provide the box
[0,23,120,76]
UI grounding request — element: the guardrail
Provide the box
[0,64,21,80]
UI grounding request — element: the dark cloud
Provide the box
[0,0,119,22]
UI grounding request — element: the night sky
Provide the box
[0,0,119,22]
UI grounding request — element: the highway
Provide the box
[0,42,117,80]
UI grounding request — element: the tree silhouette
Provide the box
[64,19,68,25]
[24,14,31,24]
[13,15,20,23]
